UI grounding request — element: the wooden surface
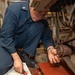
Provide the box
[38,62,74,75]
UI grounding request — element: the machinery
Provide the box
[47,0,75,74]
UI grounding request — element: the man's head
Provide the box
[30,6,48,22]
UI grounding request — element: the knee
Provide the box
[0,64,7,74]
[29,22,44,34]
[0,61,13,74]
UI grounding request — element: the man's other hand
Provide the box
[48,48,61,64]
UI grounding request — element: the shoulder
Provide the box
[6,1,29,14]
[7,3,23,14]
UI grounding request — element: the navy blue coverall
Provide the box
[0,0,54,74]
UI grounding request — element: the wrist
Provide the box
[47,46,54,52]
[11,52,20,61]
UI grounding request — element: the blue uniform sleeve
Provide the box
[0,8,18,54]
[41,19,55,48]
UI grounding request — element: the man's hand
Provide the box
[47,47,61,64]
[11,52,23,74]
[30,7,48,22]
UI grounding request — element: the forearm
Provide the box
[41,19,54,48]
[41,27,54,48]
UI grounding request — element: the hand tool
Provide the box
[22,70,27,75]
